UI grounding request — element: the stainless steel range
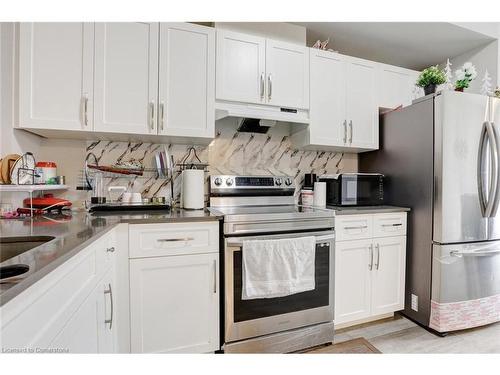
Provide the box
[209,175,335,353]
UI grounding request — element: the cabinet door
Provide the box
[379,65,421,109]
[334,239,373,325]
[18,23,94,130]
[265,39,309,109]
[94,22,159,134]
[345,57,378,149]
[371,236,406,315]
[158,23,215,138]
[50,283,100,353]
[49,268,117,353]
[130,253,219,353]
[309,49,346,146]
[216,30,265,104]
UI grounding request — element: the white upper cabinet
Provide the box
[265,39,309,109]
[94,22,159,135]
[306,49,346,147]
[345,57,378,149]
[158,23,215,138]
[216,30,309,109]
[291,52,378,152]
[378,64,420,109]
[18,23,94,130]
[216,30,266,104]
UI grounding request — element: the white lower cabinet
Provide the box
[128,222,220,353]
[371,236,406,316]
[335,239,373,323]
[334,212,407,326]
[50,267,116,353]
[0,229,119,353]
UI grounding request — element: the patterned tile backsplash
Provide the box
[85,118,357,204]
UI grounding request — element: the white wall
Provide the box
[447,40,499,93]
[215,22,306,45]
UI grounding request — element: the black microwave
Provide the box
[318,173,384,206]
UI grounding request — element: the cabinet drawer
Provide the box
[335,215,373,241]
[129,222,219,258]
[373,213,407,238]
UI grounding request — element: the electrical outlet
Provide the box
[411,294,418,311]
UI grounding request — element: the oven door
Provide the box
[224,231,334,343]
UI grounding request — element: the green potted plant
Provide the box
[454,62,477,92]
[416,65,446,95]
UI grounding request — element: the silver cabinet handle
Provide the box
[104,283,113,330]
[157,237,194,242]
[343,120,347,144]
[349,120,353,144]
[375,243,380,270]
[149,102,155,131]
[81,95,89,127]
[381,223,402,227]
[213,259,217,294]
[260,72,265,100]
[268,73,272,101]
[344,225,368,230]
[159,102,165,131]
[106,246,115,253]
[368,244,373,270]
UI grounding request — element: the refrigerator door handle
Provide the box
[486,121,499,217]
[478,121,489,217]
[450,248,500,257]
[489,121,500,217]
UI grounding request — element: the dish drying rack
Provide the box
[78,147,209,209]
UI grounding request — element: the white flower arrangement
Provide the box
[455,62,478,90]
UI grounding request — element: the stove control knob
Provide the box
[285,178,293,186]
[275,178,282,186]
[214,177,222,186]
[226,178,234,186]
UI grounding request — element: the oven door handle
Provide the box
[226,232,334,247]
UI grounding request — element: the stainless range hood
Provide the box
[215,100,309,125]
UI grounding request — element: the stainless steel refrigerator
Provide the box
[360,91,500,333]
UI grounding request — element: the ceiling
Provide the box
[293,22,497,70]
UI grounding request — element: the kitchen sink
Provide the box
[0,236,55,263]
[0,264,30,279]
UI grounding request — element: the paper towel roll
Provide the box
[182,169,205,209]
[313,182,327,208]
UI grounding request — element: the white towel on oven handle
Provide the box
[241,236,316,300]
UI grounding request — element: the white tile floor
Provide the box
[334,314,500,353]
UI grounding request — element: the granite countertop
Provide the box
[0,208,221,306]
[327,205,410,215]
